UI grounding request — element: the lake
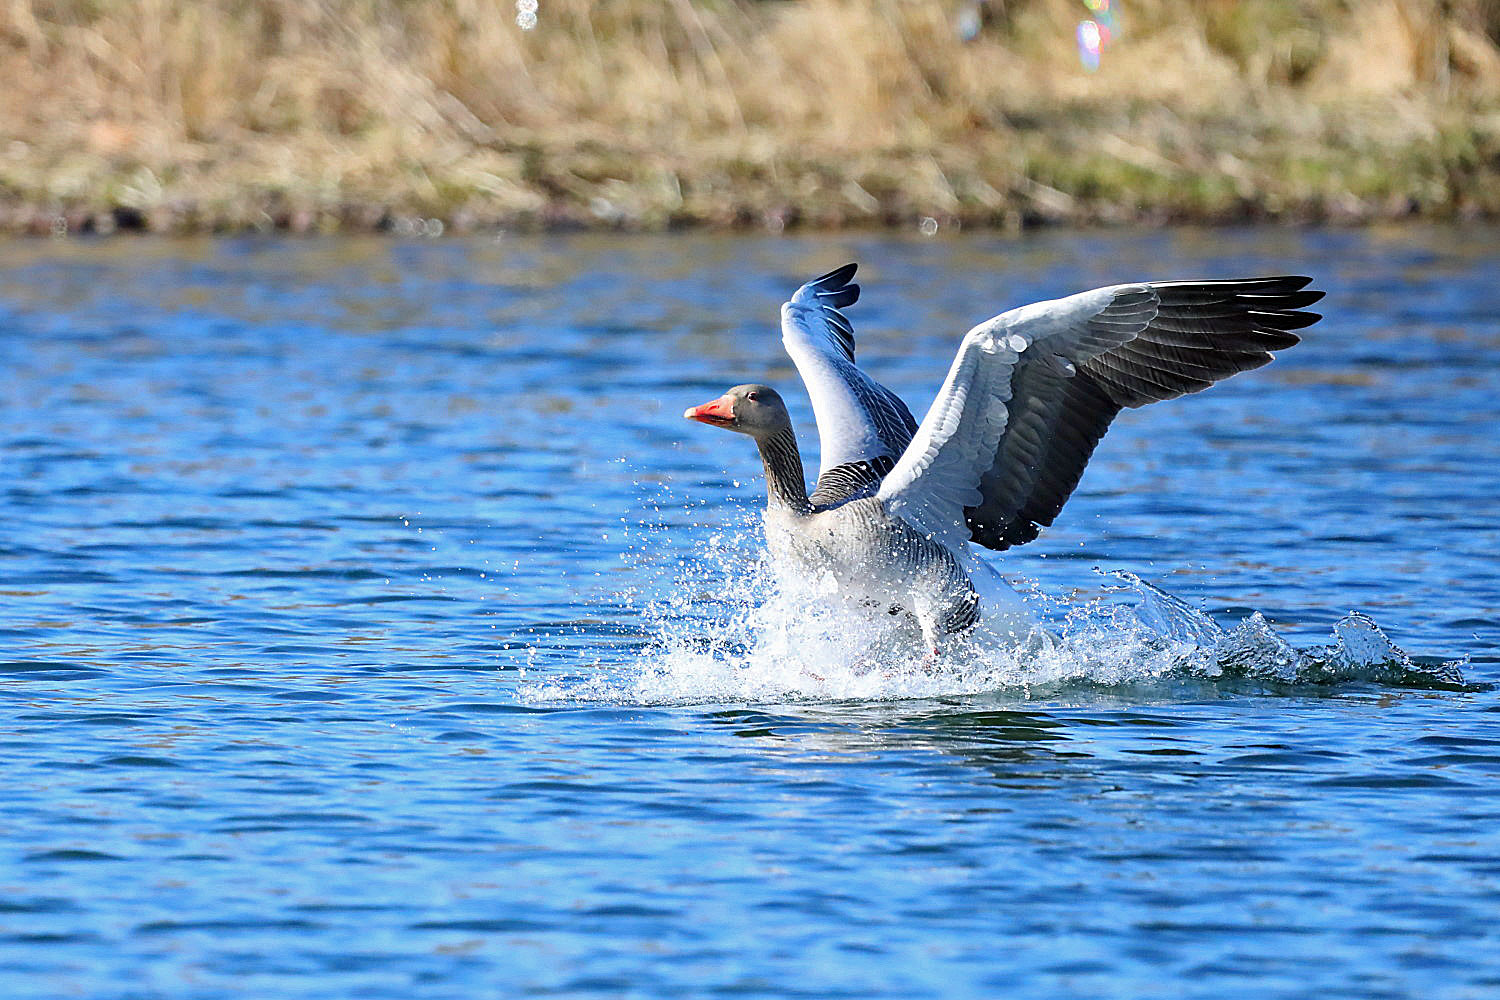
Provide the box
[1,226,1497,998]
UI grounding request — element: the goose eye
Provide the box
[747,391,762,401]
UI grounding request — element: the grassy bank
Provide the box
[2,0,1499,234]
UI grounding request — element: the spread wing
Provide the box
[779,263,919,508]
[876,277,1323,551]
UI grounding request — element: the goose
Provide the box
[685,264,1323,655]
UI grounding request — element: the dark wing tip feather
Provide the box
[1152,275,1316,296]
[1249,309,1321,331]
[1243,289,1324,309]
[799,263,861,359]
[813,261,858,284]
[810,262,860,310]
[1084,275,1324,408]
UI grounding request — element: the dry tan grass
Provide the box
[1,0,1498,232]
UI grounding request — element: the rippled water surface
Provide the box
[2,228,1498,998]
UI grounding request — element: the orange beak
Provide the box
[684,395,735,426]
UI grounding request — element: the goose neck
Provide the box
[756,426,810,513]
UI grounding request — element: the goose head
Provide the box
[684,384,791,440]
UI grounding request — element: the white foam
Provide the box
[517,491,1468,706]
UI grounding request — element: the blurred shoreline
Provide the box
[3,0,1499,235]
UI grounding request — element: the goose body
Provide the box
[764,496,984,637]
[686,264,1323,654]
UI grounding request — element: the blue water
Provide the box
[2,228,1498,999]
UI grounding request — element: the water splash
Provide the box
[517,535,1469,705]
